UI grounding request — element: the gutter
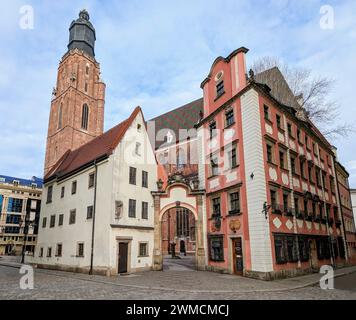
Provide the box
[89,160,98,275]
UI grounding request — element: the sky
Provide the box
[0,0,355,186]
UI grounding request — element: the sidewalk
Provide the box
[1,257,355,294]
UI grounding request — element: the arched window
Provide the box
[176,148,186,170]
[81,104,89,130]
[58,103,63,129]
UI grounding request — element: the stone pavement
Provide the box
[0,256,356,300]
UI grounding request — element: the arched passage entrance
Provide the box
[152,173,206,271]
[161,206,197,269]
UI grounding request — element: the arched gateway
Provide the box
[151,173,206,271]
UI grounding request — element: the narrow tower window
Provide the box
[81,104,89,130]
[58,103,63,129]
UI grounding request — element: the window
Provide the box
[50,215,56,228]
[270,190,278,208]
[86,65,89,75]
[225,108,234,127]
[212,197,221,217]
[60,186,65,198]
[58,103,63,129]
[87,206,94,219]
[301,160,306,179]
[7,198,23,213]
[139,243,148,257]
[279,150,285,169]
[84,81,88,93]
[316,168,321,187]
[56,244,62,257]
[276,114,282,129]
[88,173,95,189]
[298,237,310,262]
[287,123,293,137]
[274,235,298,264]
[135,142,141,156]
[308,165,313,183]
[209,236,224,261]
[228,145,237,169]
[142,171,148,188]
[129,167,137,185]
[291,156,296,174]
[266,143,274,163]
[137,124,142,132]
[176,148,186,170]
[69,210,76,225]
[229,192,240,215]
[216,81,225,97]
[305,136,309,148]
[264,105,270,120]
[294,197,299,214]
[39,247,44,258]
[297,129,301,143]
[81,104,89,130]
[58,214,64,226]
[129,199,136,218]
[71,181,77,195]
[42,217,47,228]
[47,247,52,258]
[142,202,148,219]
[210,154,219,176]
[283,194,289,212]
[304,200,309,214]
[209,121,217,139]
[77,243,84,257]
[47,186,53,204]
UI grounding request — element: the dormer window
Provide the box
[216,81,225,98]
[13,180,20,186]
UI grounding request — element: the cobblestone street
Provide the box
[0,260,356,300]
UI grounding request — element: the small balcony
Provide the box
[272,204,283,215]
[296,210,305,219]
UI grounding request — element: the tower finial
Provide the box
[79,9,90,21]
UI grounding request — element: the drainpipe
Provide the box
[89,160,98,275]
[335,164,349,262]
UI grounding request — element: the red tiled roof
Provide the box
[45,107,142,182]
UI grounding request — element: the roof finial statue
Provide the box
[79,9,90,21]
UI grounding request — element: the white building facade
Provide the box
[30,108,158,275]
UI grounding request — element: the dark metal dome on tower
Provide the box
[67,9,96,57]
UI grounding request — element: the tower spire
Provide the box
[68,9,96,57]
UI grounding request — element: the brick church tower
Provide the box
[44,10,105,175]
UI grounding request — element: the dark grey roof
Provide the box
[149,98,204,149]
[0,175,43,188]
[255,67,300,110]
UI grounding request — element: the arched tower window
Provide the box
[176,148,186,170]
[58,103,63,129]
[81,104,89,130]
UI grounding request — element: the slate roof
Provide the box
[149,98,204,149]
[45,107,142,182]
[0,175,43,188]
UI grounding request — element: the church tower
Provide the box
[44,10,105,176]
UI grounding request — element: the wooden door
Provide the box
[118,242,128,274]
[309,240,318,271]
[232,238,244,275]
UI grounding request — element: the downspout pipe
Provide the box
[89,160,98,275]
[335,164,349,262]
